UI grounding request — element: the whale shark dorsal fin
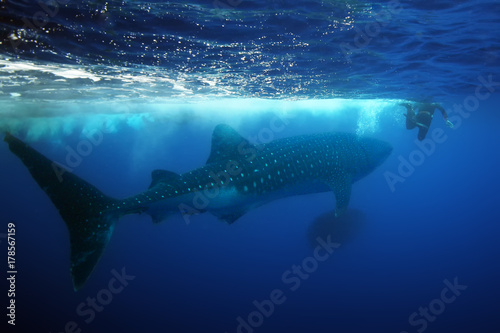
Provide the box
[206,124,254,164]
[149,169,180,189]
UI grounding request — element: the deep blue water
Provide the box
[1,1,500,333]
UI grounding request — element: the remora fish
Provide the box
[4,124,392,290]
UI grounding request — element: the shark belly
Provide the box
[140,185,250,223]
[206,178,332,223]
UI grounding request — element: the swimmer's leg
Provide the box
[417,126,430,141]
[401,103,417,129]
[415,112,432,138]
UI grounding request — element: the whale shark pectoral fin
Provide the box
[327,173,352,217]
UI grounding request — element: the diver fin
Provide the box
[327,172,352,217]
[4,133,119,291]
[149,169,180,189]
[206,124,254,164]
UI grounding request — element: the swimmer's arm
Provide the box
[435,104,448,118]
[435,104,454,128]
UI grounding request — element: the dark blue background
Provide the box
[1,95,499,333]
[1,0,499,332]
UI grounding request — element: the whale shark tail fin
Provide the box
[4,133,119,290]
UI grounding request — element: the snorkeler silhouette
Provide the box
[401,102,454,140]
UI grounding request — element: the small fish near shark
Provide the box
[4,124,392,290]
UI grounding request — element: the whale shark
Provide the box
[4,124,392,290]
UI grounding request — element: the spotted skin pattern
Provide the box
[4,125,391,290]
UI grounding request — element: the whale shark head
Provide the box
[361,138,392,172]
[347,136,393,181]
[362,137,393,169]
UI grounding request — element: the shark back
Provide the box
[155,127,392,221]
[237,131,392,215]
